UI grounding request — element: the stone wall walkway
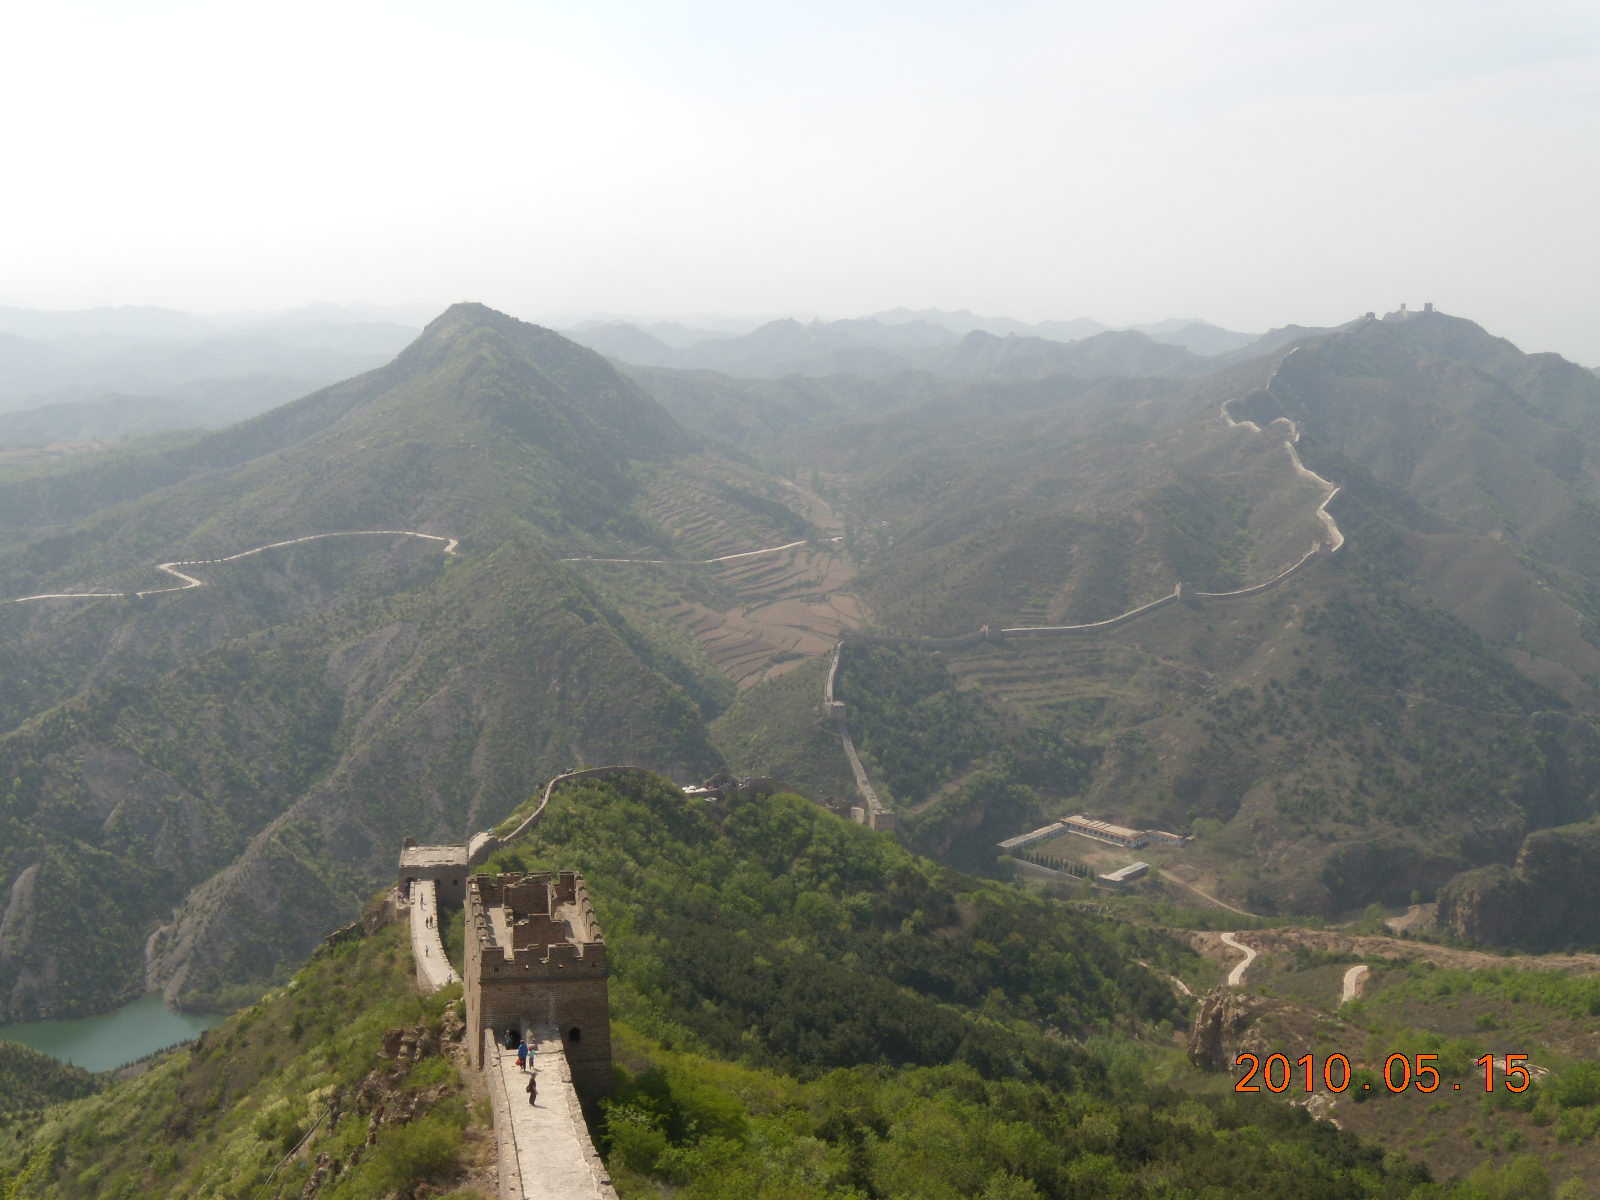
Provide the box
[408,879,460,991]
[483,1028,618,1200]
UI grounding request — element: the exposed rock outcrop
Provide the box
[1438,819,1600,949]
[1186,986,1285,1071]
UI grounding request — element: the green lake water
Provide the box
[0,993,224,1073]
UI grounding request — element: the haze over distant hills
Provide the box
[560,308,1269,379]
[0,304,426,441]
[0,303,1269,444]
[12,298,1600,1199]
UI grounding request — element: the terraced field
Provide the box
[573,465,868,689]
[662,543,866,687]
[645,472,805,559]
[946,638,1170,722]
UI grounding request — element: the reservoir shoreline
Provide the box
[0,992,225,1073]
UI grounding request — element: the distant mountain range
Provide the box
[0,304,425,441]
[561,309,1268,379]
[0,303,1269,444]
[10,300,1600,1197]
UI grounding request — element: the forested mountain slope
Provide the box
[0,306,779,1020]
[788,358,1327,632]
[722,310,1600,934]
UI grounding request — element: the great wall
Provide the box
[397,754,1397,1198]
[558,536,833,566]
[6,529,460,603]
[396,767,647,1200]
[554,348,1346,828]
[823,348,1346,824]
[390,756,1299,1195]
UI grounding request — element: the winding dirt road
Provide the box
[1221,931,1258,987]
[1341,964,1369,1004]
[8,530,459,603]
[1160,872,1258,917]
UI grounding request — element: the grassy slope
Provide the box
[0,531,723,1019]
[1184,931,1600,1193]
[489,775,1193,1076]
[728,319,1600,925]
[775,363,1331,635]
[710,655,858,800]
[829,538,1600,916]
[480,775,1468,1199]
[0,917,486,1200]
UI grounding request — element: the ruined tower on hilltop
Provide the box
[464,871,613,1098]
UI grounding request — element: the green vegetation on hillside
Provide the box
[488,775,1542,1197]
[8,771,1593,1197]
[1437,820,1600,950]
[601,1025,1441,1200]
[0,1043,97,1119]
[0,918,484,1200]
[711,655,857,800]
[0,530,723,1019]
[829,643,1100,871]
[0,306,746,1021]
[838,644,996,804]
[494,776,1189,1078]
[1233,946,1600,1190]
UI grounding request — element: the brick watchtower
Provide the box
[464,871,613,1100]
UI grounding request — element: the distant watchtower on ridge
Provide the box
[464,871,613,1100]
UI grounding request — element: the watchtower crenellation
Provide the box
[465,871,613,1099]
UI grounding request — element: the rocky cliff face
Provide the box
[1187,986,1280,1071]
[1437,820,1600,949]
[1436,865,1532,945]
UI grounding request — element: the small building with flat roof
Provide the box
[1061,814,1148,849]
[998,821,1068,853]
[1096,862,1150,889]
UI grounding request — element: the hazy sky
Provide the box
[4,0,1597,361]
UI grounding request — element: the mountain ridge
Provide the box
[0,304,733,1019]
